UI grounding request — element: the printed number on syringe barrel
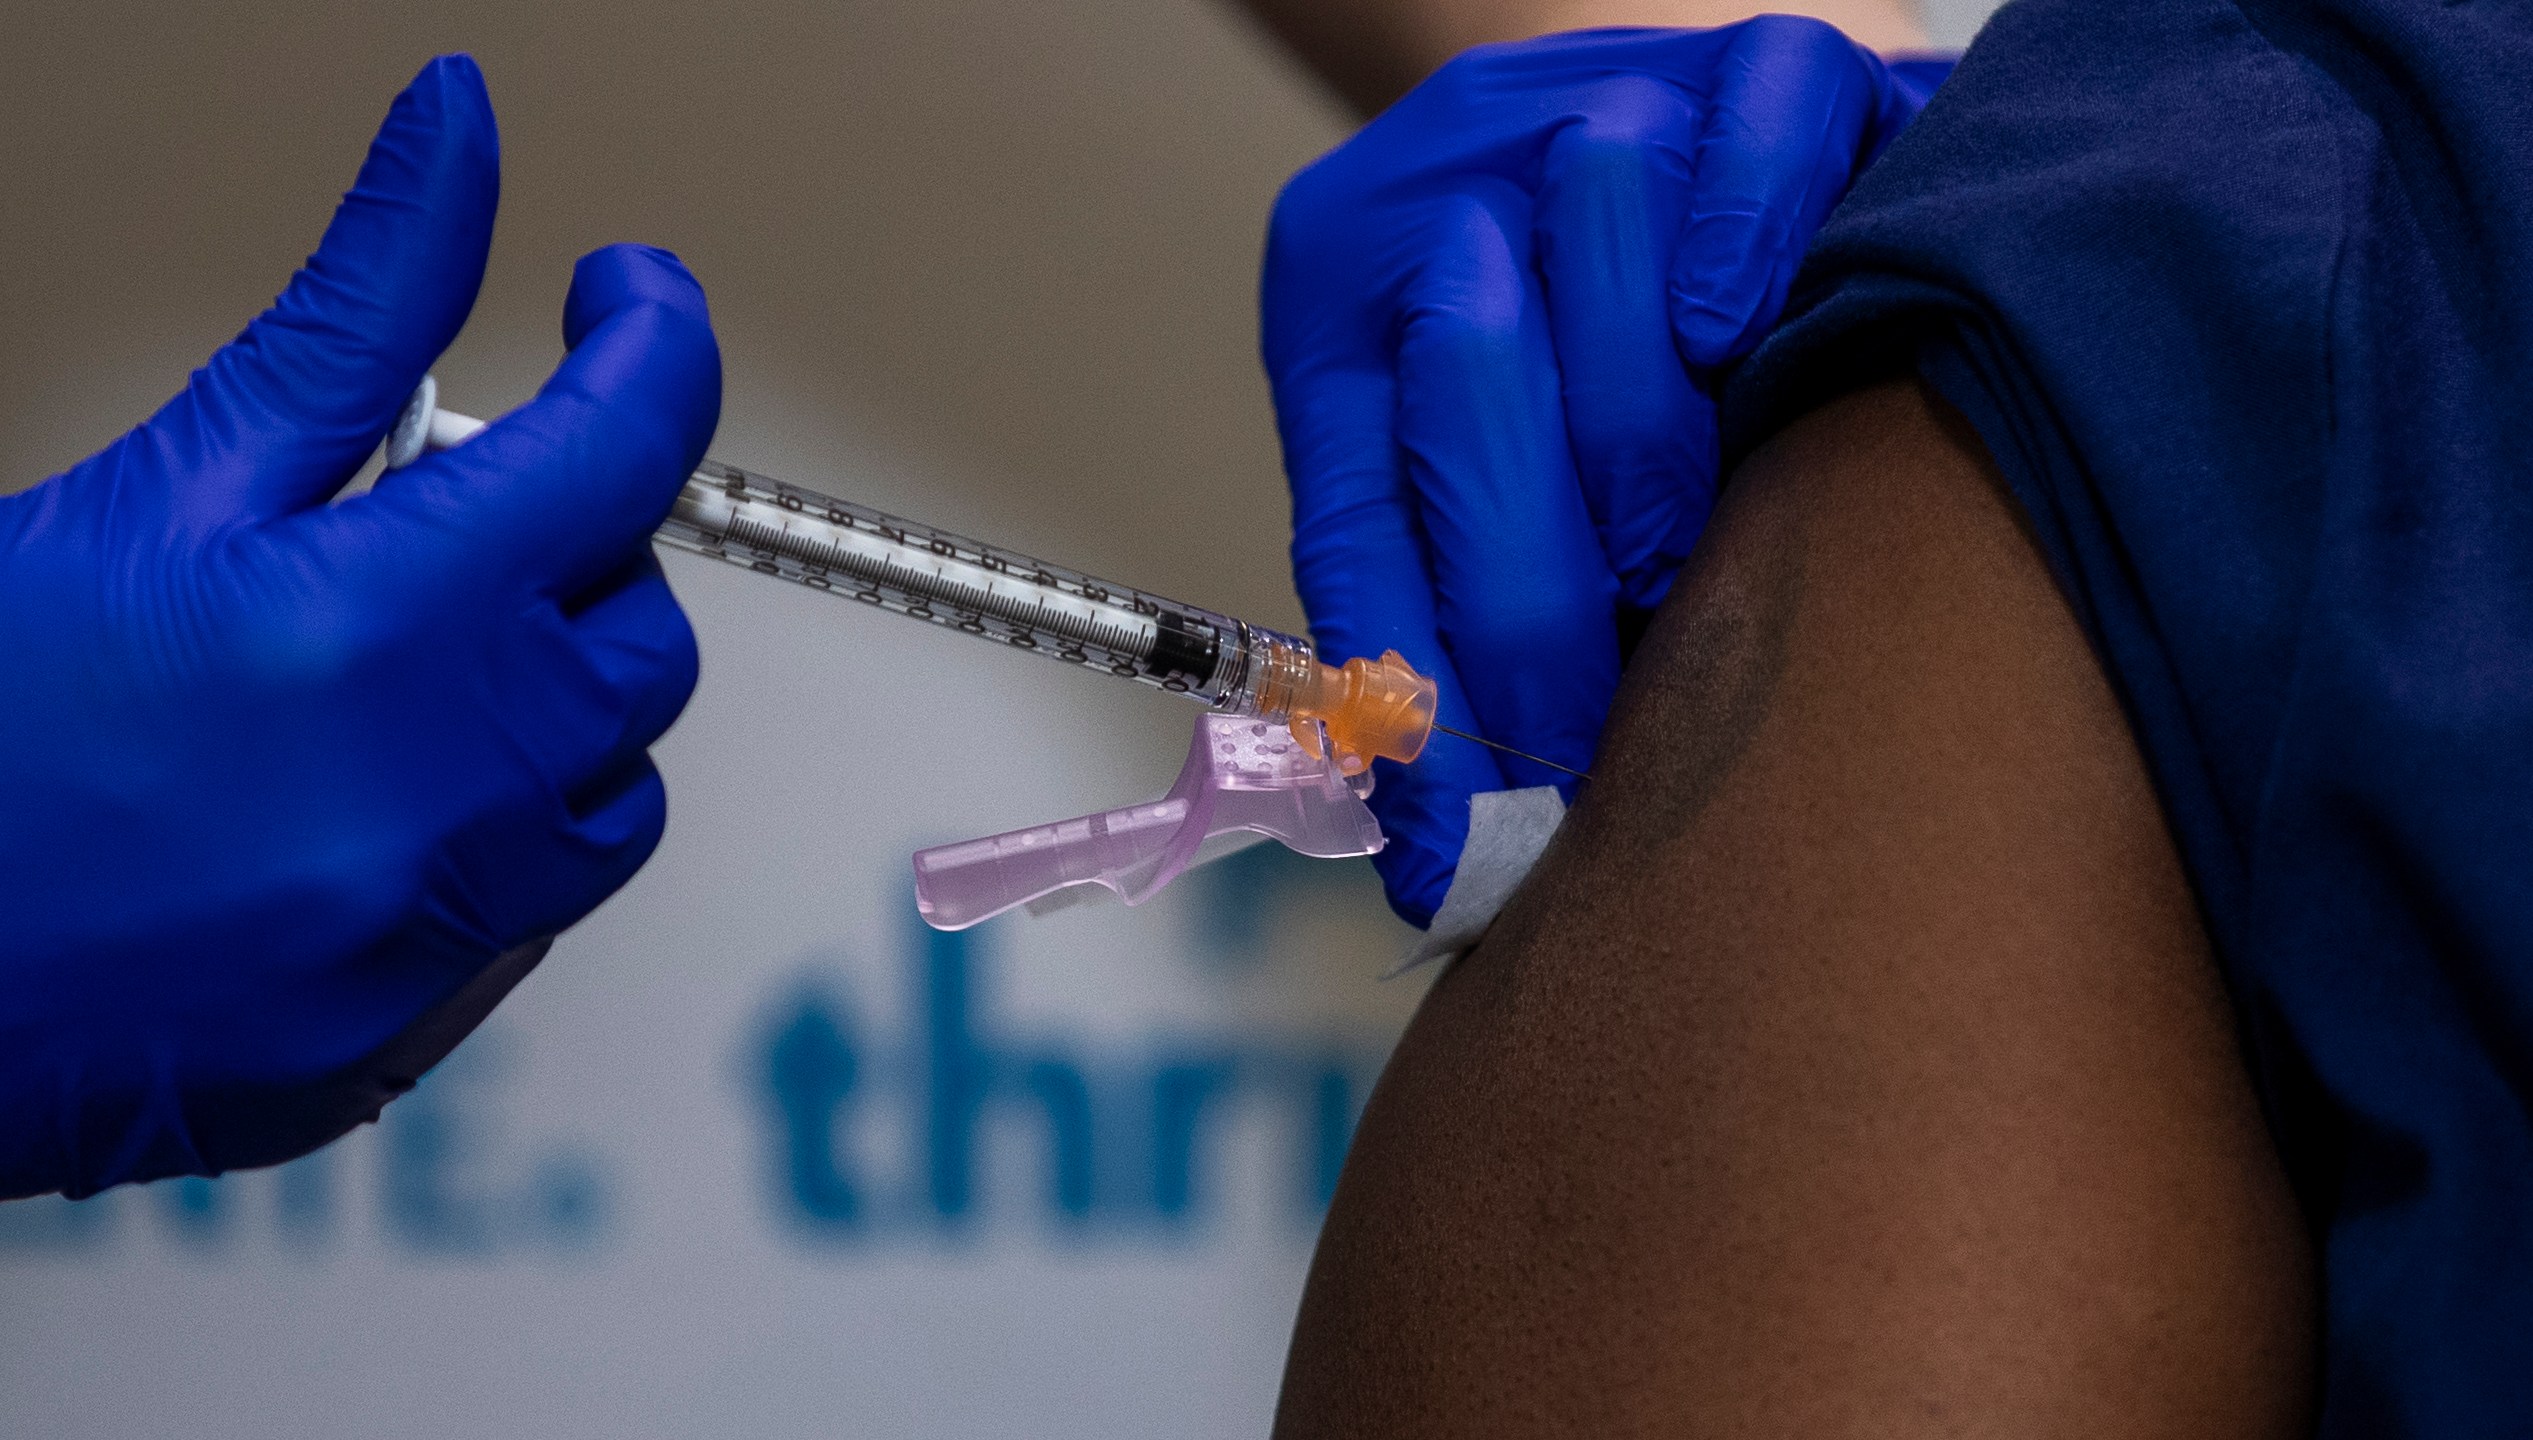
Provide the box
[663,460,1257,706]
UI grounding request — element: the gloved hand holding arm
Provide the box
[0,56,721,1199]
[1262,21,1948,926]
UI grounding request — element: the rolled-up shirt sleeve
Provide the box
[1723,0,2533,1431]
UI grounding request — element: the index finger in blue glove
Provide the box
[359,243,721,601]
[558,552,701,802]
[131,56,497,530]
[1267,301,1508,927]
[1293,479,1505,929]
[1533,73,1718,611]
[1290,436,1509,930]
[1396,189,1618,788]
[1669,15,1893,366]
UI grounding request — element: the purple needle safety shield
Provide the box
[913,713,1385,931]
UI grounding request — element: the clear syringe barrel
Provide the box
[384,380,1435,773]
[664,459,1291,715]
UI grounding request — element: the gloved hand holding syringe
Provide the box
[389,377,1577,930]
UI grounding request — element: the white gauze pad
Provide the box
[1389,786,1568,977]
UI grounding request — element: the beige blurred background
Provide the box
[0,0,1342,632]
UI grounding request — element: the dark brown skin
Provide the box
[1274,379,2318,1438]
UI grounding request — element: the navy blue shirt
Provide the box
[1729,0,2533,1429]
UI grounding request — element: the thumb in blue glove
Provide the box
[1263,20,1947,925]
[0,55,722,1199]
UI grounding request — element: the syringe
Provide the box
[386,378,1451,774]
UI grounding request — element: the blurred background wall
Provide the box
[0,0,1990,1434]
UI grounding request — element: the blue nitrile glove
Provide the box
[1262,21,1949,925]
[0,56,720,1199]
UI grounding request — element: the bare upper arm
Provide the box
[1273,378,2316,1438]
